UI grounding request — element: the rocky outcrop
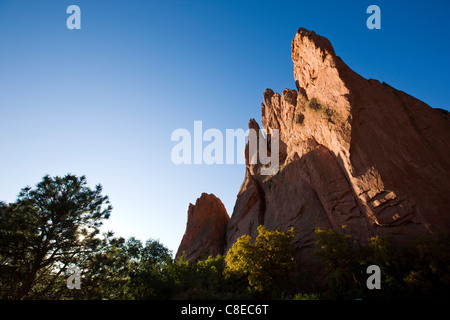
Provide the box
[176,193,230,261]
[177,28,450,267]
[227,27,450,255]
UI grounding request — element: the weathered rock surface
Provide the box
[177,28,450,269]
[176,193,230,261]
[228,27,450,254]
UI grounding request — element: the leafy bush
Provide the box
[314,226,450,299]
[4,175,448,300]
[307,97,339,124]
[295,113,305,124]
[308,98,323,111]
[225,225,295,297]
[171,254,248,299]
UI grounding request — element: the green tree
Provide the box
[314,226,369,298]
[314,226,450,299]
[225,225,295,296]
[0,174,112,299]
[170,254,246,299]
[126,237,174,299]
[63,236,176,300]
[393,233,450,298]
[65,233,132,300]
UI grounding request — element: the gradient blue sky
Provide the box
[0,0,449,253]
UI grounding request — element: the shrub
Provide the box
[308,98,323,111]
[314,226,450,299]
[307,98,339,124]
[295,113,305,124]
[225,225,295,296]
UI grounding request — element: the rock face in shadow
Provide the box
[177,28,450,274]
[176,193,230,261]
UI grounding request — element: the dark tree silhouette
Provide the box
[0,174,112,299]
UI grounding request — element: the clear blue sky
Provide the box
[0,0,449,253]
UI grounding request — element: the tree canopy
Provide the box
[225,225,296,295]
[2,174,449,300]
[0,174,112,299]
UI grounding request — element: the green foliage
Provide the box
[307,97,323,111]
[295,113,305,125]
[292,292,321,300]
[125,237,174,300]
[314,226,368,299]
[3,175,448,300]
[60,234,131,300]
[401,233,450,297]
[171,254,242,299]
[0,174,112,299]
[0,175,176,300]
[225,225,295,297]
[307,97,339,124]
[314,226,450,299]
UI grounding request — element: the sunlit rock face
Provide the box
[178,28,450,275]
[176,193,230,262]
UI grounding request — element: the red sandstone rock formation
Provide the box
[176,193,230,261]
[177,28,450,266]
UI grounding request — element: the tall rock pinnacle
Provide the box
[176,193,230,261]
[177,28,450,267]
